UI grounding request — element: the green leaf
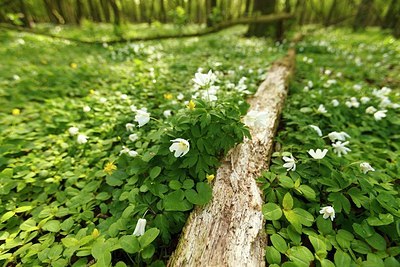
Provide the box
[119,235,140,254]
[1,211,15,222]
[283,192,293,210]
[185,182,212,205]
[336,229,354,249]
[351,239,371,254]
[262,203,283,221]
[139,228,160,248]
[286,246,314,267]
[328,192,350,214]
[141,244,155,259]
[278,175,294,189]
[150,166,162,179]
[316,215,332,235]
[182,179,194,189]
[287,225,301,244]
[20,218,38,232]
[164,190,193,211]
[347,187,368,208]
[320,259,335,267]
[91,240,111,266]
[270,234,288,253]
[14,206,33,213]
[42,220,61,233]
[309,236,327,259]
[334,250,351,266]
[284,210,302,233]
[266,246,281,264]
[169,180,182,190]
[106,170,126,186]
[61,237,80,248]
[365,233,387,251]
[297,185,316,200]
[367,214,394,226]
[115,262,127,267]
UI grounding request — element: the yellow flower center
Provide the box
[104,162,117,175]
[187,100,196,110]
[164,93,173,100]
[206,174,215,184]
[12,108,21,116]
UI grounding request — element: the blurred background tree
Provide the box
[0,0,398,37]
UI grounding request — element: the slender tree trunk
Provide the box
[43,0,59,23]
[245,0,252,16]
[383,0,399,29]
[353,0,374,30]
[18,0,33,27]
[196,0,202,24]
[246,0,277,37]
[139,0,147,22]
[284,0,291,13]
[76,0,84,24]
[109,0,120,25]
[325,0,337,26]
[206,0,217,26]
[100,0,111,22]
[55,0,66,23]
[88,0,102,22]
[159,0,167,22]
[187,0,192,22]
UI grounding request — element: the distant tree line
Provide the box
[0,0,399,37]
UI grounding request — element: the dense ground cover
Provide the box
[0,26,285,266]
[261,28,400,266]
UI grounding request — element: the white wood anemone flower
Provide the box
[133,218,147,236]
[360,162,375,174]
[169,138,190,158]
[309,125,323,137]
[192,70,216,88]
[135,110,150,127]
[308,149,328,159]
[68,126,79,136]
[283,155,296,172]
[319,206,335,221]
[77,134,88,144]
[328,131,350,142]
[243,110,269,128]
[332,141,351,157]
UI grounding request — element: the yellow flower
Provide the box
[70,63,78,69]
[187,100,196,110]
[206,174,215,184]
[12,108,21,116]
[92,228,100,238]
[89,89,95,95]
[104,162,117,175]
[164,93,173,100]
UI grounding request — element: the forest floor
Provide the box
[0,25,399,266]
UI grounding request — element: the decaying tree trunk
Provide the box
[168,48,296,267]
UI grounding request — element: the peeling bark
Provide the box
[168,49,296,267]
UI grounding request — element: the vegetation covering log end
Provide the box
[168,49,296,267]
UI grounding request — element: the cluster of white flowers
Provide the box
[243,110,269,128]
[316,104,327,114]
[345,97,360,108]
[68,126,88,144]
[120,146,138,157]
[191,70,219,101]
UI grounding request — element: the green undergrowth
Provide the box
[261,28,400,266]
[0,26,285,266]
[32,21,205,42]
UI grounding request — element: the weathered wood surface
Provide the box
[168,49,296,267]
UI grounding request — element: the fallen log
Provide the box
[0,13,293,44]
[168,48,296,267]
